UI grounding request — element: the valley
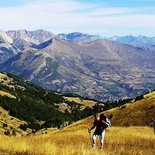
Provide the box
[0,90,154,155]
[0,1,155,154]
[0,30,155,100]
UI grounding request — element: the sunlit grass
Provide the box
[0,126,154,155]
[64,97,96,107]
[0,90,16,99]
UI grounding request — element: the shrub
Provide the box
[3,123,8,128]
[19,124,28,131]
[4,130,10,136]
[135,95,144,101]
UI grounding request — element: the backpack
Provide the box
[100,114,111,129]
[106,117,111,128]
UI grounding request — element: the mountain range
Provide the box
[0,29,155,100]
[109,35,155,48]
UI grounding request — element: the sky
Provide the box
[0,0,155,36]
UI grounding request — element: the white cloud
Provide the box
[89,8,137,16]
[0,0,155,35]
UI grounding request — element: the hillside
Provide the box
[0,72,67,132]
[0,83,154,154]
[1,70,154,136]
[64,97,97,107]
[0,107,27,135]
[0,29,155,100]
[1,36,155,101]
[0,72,108,134]
[69,91,155,128]
[0,91,155,154]
[25,91,155,134]
[104,91,155,126]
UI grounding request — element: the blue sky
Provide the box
[0,0,155,36]
[0,0,154,7]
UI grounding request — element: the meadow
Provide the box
[0,73,155,155]
[0,125,154,155]
[0,91,155,155]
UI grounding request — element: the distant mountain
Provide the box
[6,29,54,44]
[56,32,100,43]
[1,37,155,100]
[109,35,155,47]
[6,29,54,50]
[0,31,19,64]
[0,30,13,44]
[0,29,101,63]
[0,29,155,100]
[6,30,100,50]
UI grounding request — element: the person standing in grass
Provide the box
[88,113,110,149]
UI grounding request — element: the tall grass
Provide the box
[0,126,154,155]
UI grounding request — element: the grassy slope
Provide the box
[0,73,26,135]
[0,92,155,154]
[104,91,155,126]
[64,97,97,107]
[68,91,155,128]
[0,72,69,130]
[0,107,26,135]
[0,125,154,155]
[0,71,99,133]
[0,71,155,154]
[0,90,16,99]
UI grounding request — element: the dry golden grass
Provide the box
[0,73,15,89]
[103,91,155,126]
[1,90,151,155]
[0,91,155,154]
[0,107,26,135]
[0,72,25,90]
[0,79,154,155]
[0,126,154,155]
[0,90,16,99]
[64,97,96,107]
[144,91,155,99]
[0,73,7,79]
[66,91,155,128]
